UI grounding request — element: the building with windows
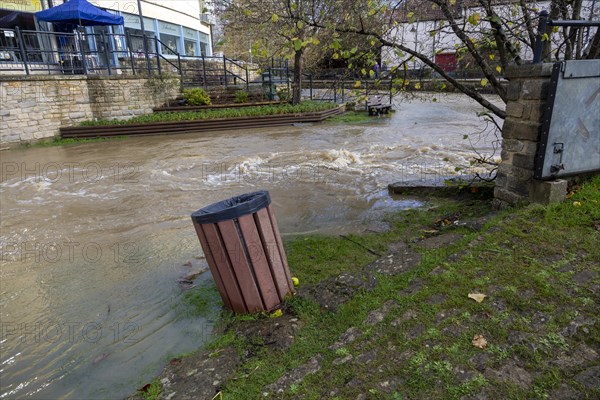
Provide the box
[0,0,213,68]
[98,0,213,57]
[383,0,598,75]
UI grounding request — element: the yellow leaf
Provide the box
[488,54,495,60]
[496,66,502,73]
[480,78,488,87]
[271,14,279,22]
[468,293,487,303]
[468,13,481,25]
[414,82,421,89]
[270,309,283,318]
[407,12,414,18]
[573,201,582,207]
[472,334,488,349]
[354,80,362,88]
[292,277,300,286]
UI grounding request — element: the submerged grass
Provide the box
[180,280,222,317]
[21,135,129,147]
[79,101,338,127]
[327,110,374,123]
[201,176,600,399]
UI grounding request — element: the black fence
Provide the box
[0,27,264,90]
[1,27,397,105]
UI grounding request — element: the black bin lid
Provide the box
[191,190,271,224]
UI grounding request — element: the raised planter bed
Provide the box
[153,101,284,113]
[60,105,345,139]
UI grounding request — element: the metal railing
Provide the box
[2,27,394,104]
[1,28,168,76]
[300,71,394,108]
[0,28,258,88]
[533,10,600,63]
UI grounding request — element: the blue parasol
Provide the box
[35,0,124,26]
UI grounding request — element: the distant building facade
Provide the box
[383,0,599,74]
[0,0,213,57]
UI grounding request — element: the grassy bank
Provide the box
[138,176,599,400]
[216,178,599,399]
[80,101,338,127]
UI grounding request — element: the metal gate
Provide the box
[534,59,600,180]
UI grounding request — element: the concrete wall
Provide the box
[495,63,568,206]
[0,75,180,145]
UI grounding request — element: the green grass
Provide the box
[21,136,129,147]
[180,280,222,317]
[327,110,374,123]
[199,176,600,399]
[79,101,338,127]
[140,380,161,400]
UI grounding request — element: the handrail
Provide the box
[1,27,261,92]
[226,57,245,69]
[533,10,600,63]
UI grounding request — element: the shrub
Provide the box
[183,88,211,106]
[234,90,249,103]
[277,87,290,101]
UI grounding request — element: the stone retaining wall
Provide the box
[0,75,180,145]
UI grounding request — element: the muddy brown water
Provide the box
[0,93,501,399]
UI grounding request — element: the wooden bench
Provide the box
[367,95,392,116]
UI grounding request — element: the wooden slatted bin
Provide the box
[191,191,294,313]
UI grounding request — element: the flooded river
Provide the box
[0,93,501,399]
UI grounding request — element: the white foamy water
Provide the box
[0,93,502,399]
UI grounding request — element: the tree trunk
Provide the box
[292,49,303,105]
[585,30,600,59]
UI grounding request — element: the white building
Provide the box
[0,0,213,57]
[383,0,599,73]
[92,0,213,57]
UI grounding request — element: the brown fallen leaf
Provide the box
[472,334,488,349]
[468,292,487,303]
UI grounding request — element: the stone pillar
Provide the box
[494,63,567,206]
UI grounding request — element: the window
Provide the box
[159,33,179,55]
[124,27,156,54]
[184,39,197,56]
